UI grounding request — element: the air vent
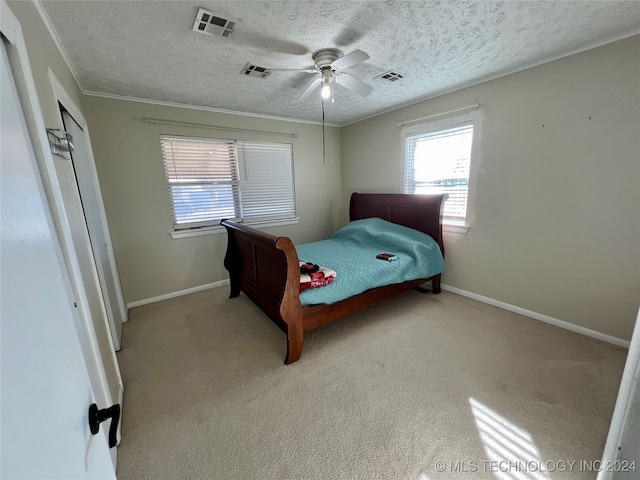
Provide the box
[375,71,405,83]
[193,8,235,37]
[240,63,273,79]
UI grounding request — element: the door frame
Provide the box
[49,72,125,446]
[0,0,121,459]
[49,68,128,350]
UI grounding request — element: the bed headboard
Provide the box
[349,193,447,255]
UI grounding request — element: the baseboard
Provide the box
[127,280,631,348]
[127,279,230,309]
[441,284,631,349]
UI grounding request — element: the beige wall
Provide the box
[83,96,342,303]
[342,36,640,341]
[16,0,636,342]
[5,1,83,128]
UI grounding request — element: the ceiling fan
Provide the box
[270,48,373,101]
[192,9,371,101]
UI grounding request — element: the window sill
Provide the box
[443,223,469,234]
[170,217,300,239]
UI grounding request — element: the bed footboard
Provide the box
[221,220,304,364]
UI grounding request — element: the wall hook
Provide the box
[46,128,74,159]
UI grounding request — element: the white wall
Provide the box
[83,96,342,304]
[341,35,640,341]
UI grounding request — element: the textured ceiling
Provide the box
[41,1,640,125]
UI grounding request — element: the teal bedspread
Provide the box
[296,217,445,306]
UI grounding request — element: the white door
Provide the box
[0,37,116,478]
[60,109,125,349]
[598,306,640,480]
[44,69,124,445]
[47,104,123,416]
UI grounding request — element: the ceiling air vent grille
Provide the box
[375,71,405,83]
[193,8,235,37]
[240,64,273,79]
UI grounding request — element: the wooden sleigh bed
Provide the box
[221,193,447,364]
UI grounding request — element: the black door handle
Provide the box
[88,403,120,448]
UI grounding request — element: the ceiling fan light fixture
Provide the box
[281,48,371,102]
[320,68,334,102]
[321,83,332,100]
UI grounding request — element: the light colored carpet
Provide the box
[116,287,626,480]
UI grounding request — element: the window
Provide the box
[160,135,296,233]
[404,119,477,230]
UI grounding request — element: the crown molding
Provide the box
[32,0,84,93]
[343,26,640,127]
[32,0,335,127]
[30,0,640,129]
[82,90,341,127]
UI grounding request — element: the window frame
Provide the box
[160,134,298,239]
[402,110,482,234]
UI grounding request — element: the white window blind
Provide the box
[237,142,296,222]
[404,123,474,225]
[161,135,295,230]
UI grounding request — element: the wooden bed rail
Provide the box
[221,219,304,363]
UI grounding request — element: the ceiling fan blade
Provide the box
[336,73,373,97]
[297,77,322,101]
[268,67,317,74]
[334,26,363,48]
[232,29,308,56]
[332,49,369,70]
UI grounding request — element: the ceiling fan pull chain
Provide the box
[322,97,326,164]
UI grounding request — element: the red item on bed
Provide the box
[299,262,336,292]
